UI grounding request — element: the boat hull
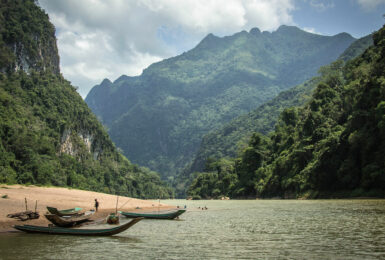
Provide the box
[46,207,82,217]
[14,217,143,236]
[44,211,94,227]
[120,209,186,219]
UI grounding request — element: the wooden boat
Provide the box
[13,217,143,236]
[46,206,82,216]
[119,209,186,219]
[44,210,95,227]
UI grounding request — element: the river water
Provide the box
[0,200,384,259]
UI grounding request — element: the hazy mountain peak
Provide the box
[100,78,112,87]
[204,32,217,39]
[113,75,130,84]
[249,27,261,36]
[334,32,354,39]
[275,25,309,35]
[197,33,220,48]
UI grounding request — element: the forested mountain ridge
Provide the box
[339,34,374,61]
[187,25,385,199]
[86,25,355,180]
[188,34,374,176]
[0,0,172,198]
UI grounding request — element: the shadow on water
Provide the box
[0,230,144,259]
[2,231,142,242]
[107,235,142,243]
[172,218,185,221]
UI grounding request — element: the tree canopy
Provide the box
[187,26,385,199]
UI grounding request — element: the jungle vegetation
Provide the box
[0,0,173,198]
[183,34,374,194]
[86,25,355,181]
[187,26,385,199]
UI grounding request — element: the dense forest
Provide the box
[0,0,173,198]
[187,25,385,199]
[86,25,355,181]
[180,34,373,196]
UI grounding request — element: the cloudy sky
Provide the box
[38,0,385,98]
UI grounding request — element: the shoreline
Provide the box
[187,197,384,200]
[0,185,174,232]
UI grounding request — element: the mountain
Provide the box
[0,0,172,198]
[339,34,374,61]
[86,25,355,180]
[187,78,319,176]
[187,25,385,199]
[188,34,374,176]
[0,0,59,74]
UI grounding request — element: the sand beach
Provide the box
[0,185,173,232]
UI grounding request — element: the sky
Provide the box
[38,0,385,98]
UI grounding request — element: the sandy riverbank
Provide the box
[0,185,174,232]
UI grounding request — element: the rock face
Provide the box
[60,129,75,156]
[0,0,98,163]
[0,0,173,198]
[86,25,355,179]
[0,0,60,74]
[59,129,103,160]
[10,37,60,74]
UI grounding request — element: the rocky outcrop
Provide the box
[60,129,102,160]
[60,129,75,156]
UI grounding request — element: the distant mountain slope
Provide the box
[86,25,355,180]
[187,25,385,199]
[0,0,172,198]
[188,34,373,175]
[188,78,318,174]
[339,34,373,61]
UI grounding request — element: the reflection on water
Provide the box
[0,200,384,259]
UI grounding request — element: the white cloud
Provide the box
[39,0,296,98]
[309,0,335,11]
[244,0,295,31]
[303,27,323,35]
[356,0,385,10]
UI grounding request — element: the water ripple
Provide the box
[0,200,384,259]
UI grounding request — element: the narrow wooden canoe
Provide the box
[44,210,95,227]
[119,209,186,219]
[13,217,143,236]
[46,206,82,216]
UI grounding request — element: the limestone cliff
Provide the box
[0,0,173,198]
[0,0,60,74]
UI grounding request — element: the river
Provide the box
[0,199,384,259]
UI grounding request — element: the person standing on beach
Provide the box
[94,199,99,212]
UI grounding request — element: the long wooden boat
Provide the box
[46,206,82,216]
[13,217,143,236]
[119,209,186,219]
[44,210,95,227]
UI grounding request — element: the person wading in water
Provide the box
[94,199,99,212]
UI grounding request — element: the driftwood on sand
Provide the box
[7,211,40,221]
[6,198,39,221]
